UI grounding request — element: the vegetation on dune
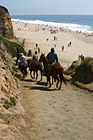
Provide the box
[0,35,26,57]
[0,5,8,12]
[2,96,16,110]
[64,57,93,84]
[0,51,6,60]
[73,57,93,84]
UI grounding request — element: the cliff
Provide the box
[0,38,26,140]
[0,6,14,38]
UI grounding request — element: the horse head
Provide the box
[39,53,48,66]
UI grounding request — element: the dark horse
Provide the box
[39,54,66,89]
[27,59,43,81]
[18,62,28,79]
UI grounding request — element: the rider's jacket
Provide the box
[46,52,58,64]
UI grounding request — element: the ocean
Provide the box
[11,15,93,33]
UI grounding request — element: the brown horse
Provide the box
[39,54,66,89]
[27,59,43,81]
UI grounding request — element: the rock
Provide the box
[0,6,14,38]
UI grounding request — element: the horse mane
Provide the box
[40,53,48,66]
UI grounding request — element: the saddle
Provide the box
[47,62,56,71]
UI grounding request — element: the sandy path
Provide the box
[18,73,93,140]
[12,21,93,139]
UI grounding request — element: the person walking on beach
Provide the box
[36,43,38,49]
[22,39,25,45]
[38,47,40,54]
[28,49,32,56]
[62,46,64,51]
[44,48,58,76]
[54,36,57,41]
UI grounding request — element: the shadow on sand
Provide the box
[24,79,35,82]
[25,86,56,91]
[23,78,60,91]
[15,73,23,80]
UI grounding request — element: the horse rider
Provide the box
[44,48,58,76]
[19,53,28,67]
[32,51,40,63]
[16,48,21,65]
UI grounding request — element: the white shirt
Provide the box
[19,55,27,64]
[32,54,40,62]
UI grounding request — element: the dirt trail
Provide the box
[18,73,93,140]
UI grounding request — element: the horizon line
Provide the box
[11,14,93,16]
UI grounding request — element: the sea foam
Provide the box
[12,19,93,33]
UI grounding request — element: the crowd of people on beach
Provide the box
[15,21,87,80]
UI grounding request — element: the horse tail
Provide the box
[59,68,67,86]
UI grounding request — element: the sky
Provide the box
[0,0,93,15]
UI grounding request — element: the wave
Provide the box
[12,18,93,33]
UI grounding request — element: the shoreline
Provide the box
[12,17,93,34]
[12,20,93,69]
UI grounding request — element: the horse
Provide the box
[18,62,28,79]
[39,54,66,89]
[27,59,43,81]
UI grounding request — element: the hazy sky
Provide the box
[0,0,93,15]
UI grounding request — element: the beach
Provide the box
[12,20,93,69]
[1,2,93,139]
[10,20,93,140]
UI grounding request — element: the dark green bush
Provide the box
[10,97,16,106]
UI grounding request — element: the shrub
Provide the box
[0,35,26,57]
[10,97,16,106]
[73,57,93,84]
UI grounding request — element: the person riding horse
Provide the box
[16,48,21,65]
[39,53,66,89]
[27,51,42,80]
[44,48,58,76]
[18,53,28,78]
[32,51,40,63]
[19,53,27,66]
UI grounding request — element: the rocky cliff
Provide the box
[0,39,24,140]
[0,6,14,38]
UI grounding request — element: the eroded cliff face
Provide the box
[0,41,24,140]
[0,6,14,38]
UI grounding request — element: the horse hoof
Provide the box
[58,87,61,90]
[31,76,34,79]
